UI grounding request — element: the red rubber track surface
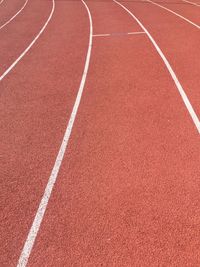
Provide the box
[88,0,141,33]
[0,1,88,265]
[0,0,23,25]
[0,0,52,74]
[28,1,199,266]
[151,0,200,25]
[124,0,200,117]
[155,1,200,26]
[190,0,200,4]
[0,0,200,266]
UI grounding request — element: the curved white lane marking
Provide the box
[147,0,200,29]
[114,0,200,134]
[183,0,200,7]
[0,0,28,30]
[17,0,93,266]
[0,0,55,81]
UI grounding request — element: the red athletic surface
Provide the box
[0,0,200,266]
[0,0,52,74]
[0,0,19,23]
[191,0,200,3]
[124,0,200,117]
[0,0,22,25]
[153,0,200,25]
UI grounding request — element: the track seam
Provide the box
[16,0,93,266]
[114,0,200,134]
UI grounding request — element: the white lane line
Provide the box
[17,0,93,266]
[114,0,200,134]
[147,0,200,29]
[93,33,110,37]
[93,31,145,37]
[0,0,28,30]
[93,32,145,37]
[0,0,5,5]
[0,0,55,81]
[127,31,145,34]
[182,0,200,6]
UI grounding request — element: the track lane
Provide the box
[114,0,199,133]
[183,0,200,6]
[148,0,200,28]
[0,1,88,266]
[118,0,200,121]
[0,0,54,81]
[87,0,141,34]
[0,0,24,26]
[17,0,92,265]
[189,0,200,4]
[0,0,53,77]
[24,1,200,266]
[0,0,28,30]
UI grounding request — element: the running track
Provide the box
[0,0,200,266]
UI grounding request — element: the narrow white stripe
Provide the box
[0,0,55,81]
[17,0,93,266]
[147,0,200,29]
[0,0,4,5]
[114,0,200,133]
[0,0,28,30]
[93,31,145,37]
[127,31,145,34]
[183,0,200,7]
[93,33,111,36]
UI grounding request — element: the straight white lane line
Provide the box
[127,31,145,34]
[147,0,200,29]
[17,0,93,266]
[93,31,145,37]
[0,0,55,81]
[182,0,200,6]
[114,0,200,134]
[93,33,110,37]
[0,0,28,30]
[0,0,4,5]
